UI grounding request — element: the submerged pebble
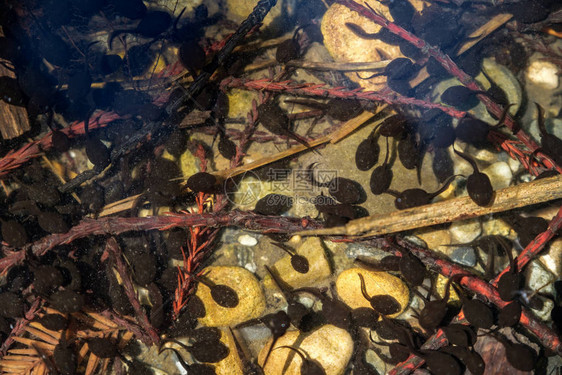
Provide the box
[196,266,265,327]
[258,324,354,375]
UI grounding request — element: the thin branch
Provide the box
[221,77,467,118]
[104,238,159,345]
[0,211,322,273]
[294,174,562,237]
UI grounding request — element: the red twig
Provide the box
[492,206,562,286]
[172,144,218,319]
[221,77,467,118]
[0,111,123,179]
[0,212,321,275]
[104,237,160,345]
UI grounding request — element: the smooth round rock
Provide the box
[264,237,332,290]
[211,328,245,375]
[321,1,425,92]
[257,325,354,375]
[526,60,559,89]
[449,219,482,244]
[321,3,401,92]
[196,266,265,327]
[335,268,409,318]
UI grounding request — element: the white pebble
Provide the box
[449,219,482,243]
[482,162,512,190]
[527,60,559,89]
[238,234,257,246]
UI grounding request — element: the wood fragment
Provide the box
[0,28,30,139]
[457,13,513,55]
[295,174,562,237]
[286,60,392,71]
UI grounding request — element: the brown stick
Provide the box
[295,174,562,237]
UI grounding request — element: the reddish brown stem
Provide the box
[0,212,322,274]
[221,77,466,118]
[493,207,562,286]
[104,237,160,345]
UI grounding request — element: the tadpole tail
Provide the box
[453,146,480,173]
[306,163,330,187]
[108,29,131,50]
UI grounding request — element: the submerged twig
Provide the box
[295,174,562,237]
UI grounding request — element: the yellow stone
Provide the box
[257,325,354,375]
[197,266,266,327]
[227,0,283,26]
[321,1,426,92]
[434,274,460,303]
[213,328,244,375]
[263,237,332,290]
[335,267,409,318]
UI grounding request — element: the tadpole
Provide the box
[355,133,379,171]
[454,148,493,206]
[186,172,220,194]
[272,242,310,274]
[257,102,314,150]
[357,273,401,315]
[197,275,239,308]
[307,163,365,205]
[274,346,326,375]
[454,285,494,329]
[387,175,458,210]
[370,137,392,195]
[415,275,465,331]
[492,333,536,372]
[535,103,562,166]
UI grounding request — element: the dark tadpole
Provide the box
[387,175,459,210]
[274,346,326,375]
[254,194,293,216]
[218,134,237,160]
[179,39,206,78]
[358,273,401,315]
[441,324,476,348]
[496,239,523,302]
[276,38,300,64]
[497,301,522,328]
[455,104,513,148]
[186,172,220,194]
[0,219,29,247]
[493,333,537,372]
[355,133,379,171]
[370,137,393,195]
[454,148,493,206]
[87,337,118,359]
[535,103,562,166]
[415,274,465,331]
[307,163,365,205]
[257,102,314,150]
[397,248,426,287]
[272,242,310,274]
[455,284,494,329]
[108,10,173,49]
[197,275,239,308]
